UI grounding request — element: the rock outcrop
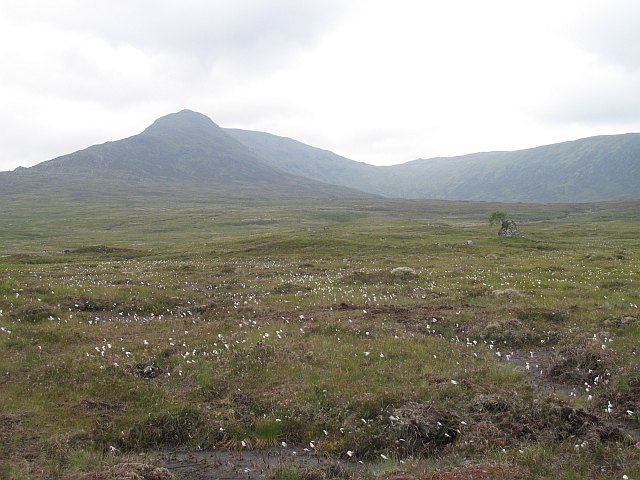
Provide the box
[498,220,520,237]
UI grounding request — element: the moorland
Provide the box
[1,193,639,479]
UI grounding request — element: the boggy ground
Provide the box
[0,198,639,479]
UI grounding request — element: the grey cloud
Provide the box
[1,0,347,111]
[5,1,345,66]
[0,0,346,171]
[576,0,640,70]
[541,81,640,126]
[0,114,86,169]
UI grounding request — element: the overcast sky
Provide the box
[1,0,639,171]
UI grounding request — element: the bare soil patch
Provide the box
[504,348,640,442]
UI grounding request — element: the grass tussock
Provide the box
[0,198,639,479]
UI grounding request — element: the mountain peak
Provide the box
[143,109,220,136]
[7,108,363,199]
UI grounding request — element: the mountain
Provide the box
[3,110,638,203]
[0,110,366,200]
[224,129,373,187]
[381,134,640,202]
[227,130,640,203]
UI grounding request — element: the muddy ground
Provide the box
[161,448,360,479]
[155,347,640,479]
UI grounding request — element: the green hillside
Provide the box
[3,110,638,203]
[224,128,373,185]
[228,129,640,203]
[0,110,367,200]
[387,133,640,202]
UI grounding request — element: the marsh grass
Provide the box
[0,196,639,478]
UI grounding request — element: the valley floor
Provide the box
[1,198,639,479]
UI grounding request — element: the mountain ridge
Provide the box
[0,110,369,199]
[2,110,639,203]
[226,128,640,203]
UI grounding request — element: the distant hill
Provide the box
[2,110,639,203]
[227,130,640,203]
[382,134,640,202]
[224,129,373,186]
[0,110,366,200]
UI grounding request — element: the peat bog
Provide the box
[1,197,639,479]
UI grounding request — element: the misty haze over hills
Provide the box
[0,110,365,200]
[2,109,639,203]
[227,128,640,203]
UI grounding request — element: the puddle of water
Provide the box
[162,448,361,480]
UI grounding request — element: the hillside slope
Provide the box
[0,110,366,200]
[228,130,640,203]
[385,134,640,202]
[224,128,374,187]
[3,111,638,203]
